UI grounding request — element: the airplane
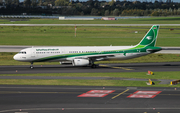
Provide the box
[13,25,162,69]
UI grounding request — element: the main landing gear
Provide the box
[91,64,99,68]
[30,62,34,69]
[90,60,98,68]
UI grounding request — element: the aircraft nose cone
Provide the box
[13,54,18,60]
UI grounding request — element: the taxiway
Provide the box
[0,85,180,113]
[0,62,180,74]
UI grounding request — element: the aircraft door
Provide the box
[31,48,35,58]
[61,48,66,54]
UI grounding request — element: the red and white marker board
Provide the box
[127,90,162,98]
[127,94,156,98]
[78,93,108,97]
[134,91,161,95]
[86,90,115,94]
[78,90,115,97]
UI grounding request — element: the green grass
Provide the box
[2,71,180,80]
[1,17,180,24]
[1,71,180,87]
[0,79,175,87]
[0,79,160,87]
[0,71,180,87]
[0,26,180,46]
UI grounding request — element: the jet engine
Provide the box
[72,59,90,66]
[59,61,72,65]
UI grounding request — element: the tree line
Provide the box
[0,0,180,16]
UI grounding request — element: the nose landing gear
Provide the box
[30,62,34,69]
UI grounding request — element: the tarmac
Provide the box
[0,85,180,113]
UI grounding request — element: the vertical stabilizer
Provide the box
[138,25,159,47]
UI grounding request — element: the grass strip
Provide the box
[0,79,178,87]
[0,26,180,46]
[0,79,166,87]
[1,71,180,80]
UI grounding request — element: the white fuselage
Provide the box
[13,46,149,63]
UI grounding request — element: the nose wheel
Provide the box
[30,62,34,69]
[30,66,34,69]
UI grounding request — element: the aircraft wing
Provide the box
[87,55,115,61]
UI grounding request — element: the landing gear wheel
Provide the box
[30,62,34,69]
[30,66,34,69]
[91,64,98,68]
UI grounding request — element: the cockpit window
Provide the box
[18,51,26,54]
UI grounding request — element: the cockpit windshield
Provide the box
[18,51,26,54]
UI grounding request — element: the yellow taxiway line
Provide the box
[111,89,129,99]
[99,65,134,70]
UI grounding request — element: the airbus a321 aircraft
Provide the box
[13,25,162,69]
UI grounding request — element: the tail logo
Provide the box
[146,36,152,40]
[137,25,159,46]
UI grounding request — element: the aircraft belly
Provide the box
[106,53,149,61]
[47,58,67,62]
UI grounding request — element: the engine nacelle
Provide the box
[59,61,72,65]
[73,59,89,66]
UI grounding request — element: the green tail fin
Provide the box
[138,25,159,47]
